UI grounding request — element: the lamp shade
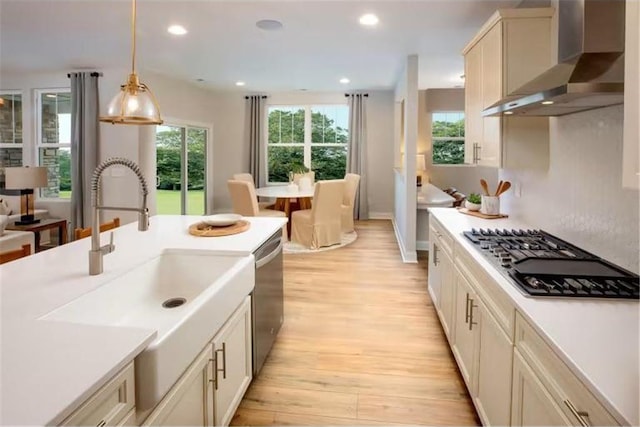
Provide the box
[416,154,427,171]
[5,166,48,189]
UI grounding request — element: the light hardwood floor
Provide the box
[231,220,479,426]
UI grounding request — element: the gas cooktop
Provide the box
[463,228,639,299]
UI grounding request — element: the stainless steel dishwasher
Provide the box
[252,231,284,375]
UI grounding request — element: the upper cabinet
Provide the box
[463,8,554,169]
[623,0,639,189]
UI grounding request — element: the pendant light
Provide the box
[100,0,163,125]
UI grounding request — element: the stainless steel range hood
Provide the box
[483,0,625,117]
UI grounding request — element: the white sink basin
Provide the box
[42,249,255,411]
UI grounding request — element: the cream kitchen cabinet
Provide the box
[428,217,455,340]
[451,267,480,392]
[61,362,136,427]
[462,8,553,169]
[142,346,214,427]
[142,296,252,427]
[623,0,639,189]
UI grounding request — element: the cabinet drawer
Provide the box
[455,246,515,338]
[61,362,135,427]
[515,313,620,426]
[429,217,454,257]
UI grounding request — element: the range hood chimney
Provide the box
[483,0,625,117]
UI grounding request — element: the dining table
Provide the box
[255,185,315,234]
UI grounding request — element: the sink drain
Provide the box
[162,297,187,309]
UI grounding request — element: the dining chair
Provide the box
[290,180,344,249]
[227,180,287,238]
[341,173,361,233]
[232,173,273,210]
[74,217,120,240]
[0,243,31,264]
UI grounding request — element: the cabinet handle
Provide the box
[96,421,106,427]
[433,244,439,266]
[215,342,227,387]
[564,400,591,427]
[476,144,482,163]
[465,292,471,324]
[468,298,478,331]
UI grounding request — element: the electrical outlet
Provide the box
[514,182,522,198]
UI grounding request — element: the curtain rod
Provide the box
[345,93,369,97]
[67,72,103,78]
[244,95,268,99]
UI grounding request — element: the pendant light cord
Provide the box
[131,0,137,74]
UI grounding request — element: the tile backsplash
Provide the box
[500,105,640,273]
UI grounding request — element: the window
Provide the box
[37,90,71,198]
[267,104,348,183]
[432,111,465,165]
[0,92,24,189]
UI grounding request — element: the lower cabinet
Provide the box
[451,264,514,426]
[142,296,252,427]
[511,350,572,426]
[142,346,214,427]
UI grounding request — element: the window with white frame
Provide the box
[267,104,349,183]
[37,89,71,198]
[0,91,24,189]
[432,111,465,165]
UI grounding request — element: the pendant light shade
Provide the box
[100,0,162,125]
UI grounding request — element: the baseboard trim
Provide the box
[368,212,393,220]
[391,218,418,263]
[416,240,430,251]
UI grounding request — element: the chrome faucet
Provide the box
[89,158,149,275]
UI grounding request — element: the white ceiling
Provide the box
[0,0,519,92]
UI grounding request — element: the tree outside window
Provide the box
[432,112,465,165]
[267,105,348,183]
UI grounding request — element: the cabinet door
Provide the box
[464,43,483,164]
[439,250,455,340]
[213,296,253,427]
[428,227,442,308]
[451,268,479,393]
[623,0,639,189]
[512,350,572,426]
[474,299,513,426]
[481,23,503,109]
[142,346,214,427]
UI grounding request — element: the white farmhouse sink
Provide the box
[42,249,255,411]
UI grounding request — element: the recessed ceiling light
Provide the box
[339,78,350,84]
[236,81,246,87]
[256,19,283,31]
[541,100,554,105]
[167,25,188,36]
[504,111,514,115]
[359,13,379,27]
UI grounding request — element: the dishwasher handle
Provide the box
[255,236,283,269]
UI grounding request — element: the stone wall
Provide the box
[0,95,23,144]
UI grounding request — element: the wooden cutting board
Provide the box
[457,207,508,219]
[188,220,250,237]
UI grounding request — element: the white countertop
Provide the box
[417,183,455,209]
[0,215,287,426]
[428,208,639,426]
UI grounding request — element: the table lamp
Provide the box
[416,154,427,187]
[5,166,48,225]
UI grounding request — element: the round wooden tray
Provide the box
[188,220,250,237]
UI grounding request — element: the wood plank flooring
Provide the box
[231,220,479,426]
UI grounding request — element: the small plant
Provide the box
[468,193,482,204]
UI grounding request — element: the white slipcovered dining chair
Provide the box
[341,173,361,233]
[227,180,287,238]
[290,180,344,249]
[232,173,272,209]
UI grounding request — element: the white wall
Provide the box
[393,55,419,262]
[500,105,639,273]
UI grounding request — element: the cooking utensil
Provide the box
[495,180,503,196]
[497,181,511,196]
[480,179,490,196]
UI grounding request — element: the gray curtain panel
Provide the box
[347,93,368,219]
[246,95,267,188]
[70,72,100,231]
